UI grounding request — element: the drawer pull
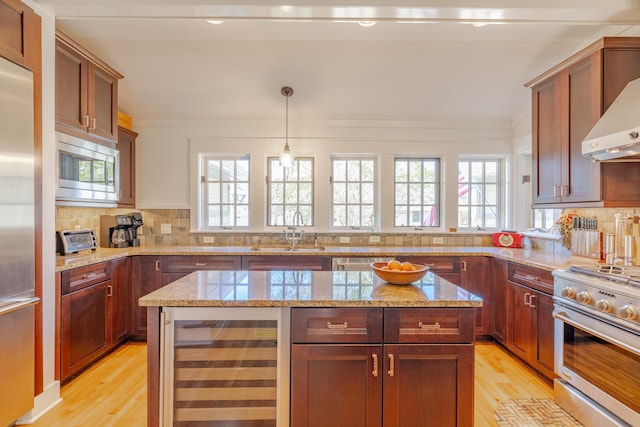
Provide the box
[195,262,207,266]
[388,353,395,377]
[524,274,538,281]
[372,353,378,377]
[524,292,531,306]
[107,285,112,297]
[327,321,348,329]
[418,321,440,330]
[81,272,97,280]
[529,294,537,308]
[155,260,160,271]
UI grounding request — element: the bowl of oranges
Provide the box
[370,260,429,285]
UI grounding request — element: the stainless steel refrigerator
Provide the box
[0,56,40,426]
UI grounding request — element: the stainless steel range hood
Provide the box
[582,77,640,161]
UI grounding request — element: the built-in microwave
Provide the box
[55,132,119,206]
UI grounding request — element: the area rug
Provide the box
[494,398,583,426]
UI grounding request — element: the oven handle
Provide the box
[553,309,640,355]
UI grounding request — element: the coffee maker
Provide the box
[100,214,134,248]
[127,212,143,247]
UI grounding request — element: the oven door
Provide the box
[553,303,640,426]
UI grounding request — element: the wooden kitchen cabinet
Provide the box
[0,0,40,69]
[291,307,475,427]
[506,263,555,381]
[130,255,242,340]
[528,37,640,207]
[490,258,509,345]
[241,255,331,271]
[459,256,491,337]
[55,31,122,144]
[398,256,461,284]
[60,259,129,381]
[117,126,137,207]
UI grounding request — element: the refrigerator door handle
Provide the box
[0,297,40,316]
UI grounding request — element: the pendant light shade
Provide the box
[279,86,294,168]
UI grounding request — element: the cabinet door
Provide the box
[55,39,88,132]
[531,289,555,380]
[88,62,118,141]
[490,259,509,345]
[109,257,130,345]
[563,54,601,203]
[130,256,163,340]
[459,257,490,336]
[117,126,137,207]
[507,281,534,362]
[291,345,383,427]
[383,344,474,427]
[60,281,108,380]
[532,74,563,205]
[0,0,39,69]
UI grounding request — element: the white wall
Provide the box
[135,116,515,230]
[511,100,533,232]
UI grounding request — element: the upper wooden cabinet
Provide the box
[0,0,39,69]
[55,31,123,144]
[117,126,137,207]
[528,37,640,207]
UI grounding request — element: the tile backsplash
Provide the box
[55,207,493,247]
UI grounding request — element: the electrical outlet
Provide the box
[203,236,214,243]
[160,223,172,234]
[339,236,351,244]
[433,237,444,244]
[369,235,380,243]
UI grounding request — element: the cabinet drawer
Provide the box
[61,261,111,294]
[399,256,460,272]
[384,308,475,344]
[291,308,383,343]
[508,263,553,294]
[161,255,240,272]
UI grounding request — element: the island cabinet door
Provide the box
[290,345,383,427]
[382,344,474,427]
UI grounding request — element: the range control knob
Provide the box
[619,304,639,321]
[596,299,614,313]
[576,291,593,305]
[561,287,577,299]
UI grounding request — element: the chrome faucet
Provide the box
[285,210,305,246]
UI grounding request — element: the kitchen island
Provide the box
[139,269,482,427]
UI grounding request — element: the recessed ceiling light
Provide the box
[206,20,224,25]
[358,21,376,27]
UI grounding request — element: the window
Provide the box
[533,209,561,231]
[394,158,440,227]
[458,159,500,229]
[267,157,314,226]
[201,155,249,228]
[331,157,377,228]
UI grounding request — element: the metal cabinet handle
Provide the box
[461,260,467,272]
[82,115,90,127]
[529,294,537,308]
[107,285,113,297]
[90,117,97,130]
[155,260,160,271]
[388,353,395,377]
[327,322,348,329]
[524,293,531,306]
[372,354,378,377]
[195,262,207,266]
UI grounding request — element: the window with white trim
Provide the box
[394,158,440,227]
[267,157,314,226]
[331,156,377,228]
[200,155,249,228]
[457,159,500,229]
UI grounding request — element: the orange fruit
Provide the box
[381,266,389,270]
[387,260,401,270]
[410,265,417,271]
[400,262,413,271]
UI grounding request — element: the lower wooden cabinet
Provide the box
[60,258,130,381]
[242,255,331,271]
[505,263,555,381]
[291,307,475,427]
[490,258,509,345]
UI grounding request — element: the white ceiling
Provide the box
[34,0,640,123]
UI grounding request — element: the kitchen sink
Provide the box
[250,245,325,252]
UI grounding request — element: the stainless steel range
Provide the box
[553,265,640,427]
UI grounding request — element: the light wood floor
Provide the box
[29,340,552,426]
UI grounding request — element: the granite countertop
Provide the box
[56,244,582,272]
[138,269,483,308]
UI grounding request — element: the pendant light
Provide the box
[279,86,294,168]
